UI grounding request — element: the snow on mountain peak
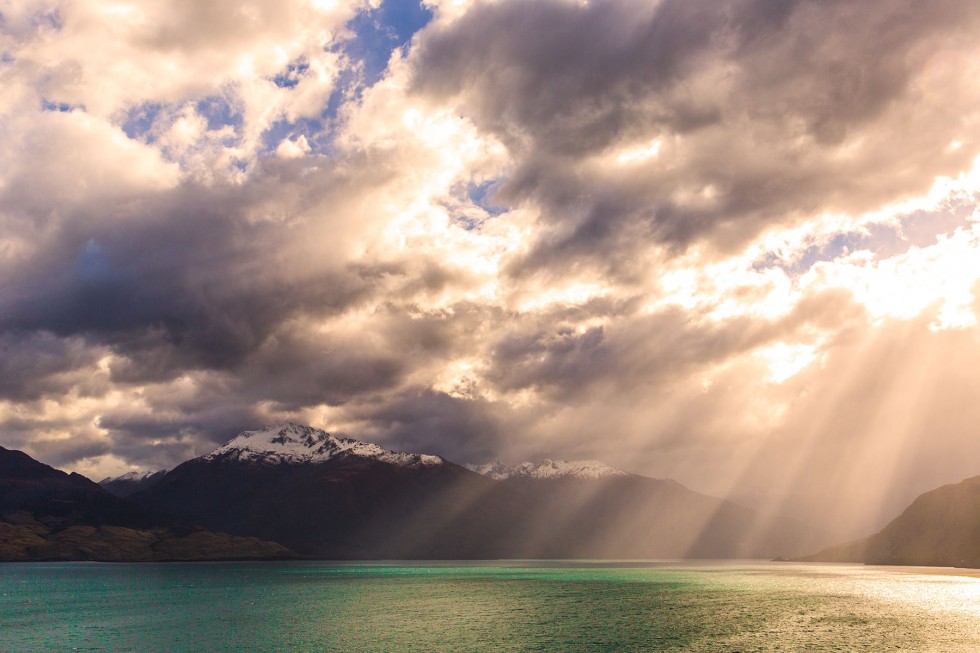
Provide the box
[99,469,167,484]
[204,423,443,468]
[466,458,629,480]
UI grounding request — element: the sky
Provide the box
[2,0,980,536]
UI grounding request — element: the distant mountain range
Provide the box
[5,422,977,566]
[98,469,168,498]
[121,423,822,560]
[799,475,980,568]
[127,424,529,559]
[0,446,292,562]
[465,457,823,559]
[465,458,629,480]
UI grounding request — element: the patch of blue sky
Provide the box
[753,203,978,275]
[468,180,509,218]
[453,214,486,231]
[41,99,83,113]
[343,0,433,87]
[271,59,310,89]
[120,96,241,147]
[120,102,164,141]
[313,0,433,144]
[259,1,433,157]
[322,67,361,124]
[195,95,243,132]
[258,74,350,156]
[445,181,510,231]
[260,116,324,152]
[1,52,13,65]
[753,229,896,275]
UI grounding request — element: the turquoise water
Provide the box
[1,561,978,652]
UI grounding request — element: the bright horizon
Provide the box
[3,0,980,542]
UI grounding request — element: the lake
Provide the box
[1,561,978,652]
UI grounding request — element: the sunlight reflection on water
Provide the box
[1,561,978,652]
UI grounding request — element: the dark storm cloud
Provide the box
[96,405,262,464]
[349,387,504,463]
[224,300,505,412]
[4,0,980,505]
[0,415,113,469]
[0,147,431,472]
[96,385,506,469]
[412,0,980,273]
[486,287,860,400]
[0,332,105,401]
[488,325,608,397]
[0,417,85,449]
[417,0,753,154]
[486,310,754,400]
[26,437,112,470]
[52,272,859,472]
[45,296,509,468]
[0,157,384,388]
[235,330,407,410]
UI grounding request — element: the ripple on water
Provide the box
[0,561,977,652]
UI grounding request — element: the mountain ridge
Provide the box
[3,423,854,561]
[204,422,444,467]
[0,445,295,562]
[129,426,533,559]
[798,474,980,568]
[126,423,823,559]
[466,458,630,480]
[99,469,168,498]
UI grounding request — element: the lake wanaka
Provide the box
[2,561,978,652]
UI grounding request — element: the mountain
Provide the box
[0,446,294,562]
[130,423,535,559]
[466,458,629,480]
[799,475,980,568]
[726,488,879,551]
[99,469,168,498]
[468,458,823,559]
[3,426,829,561]
[133,424,820,560]
[205,425,443,467]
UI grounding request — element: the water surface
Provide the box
[2,561,978,652]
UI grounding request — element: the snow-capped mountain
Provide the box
[127,422,823,560]
[100,470,166,484]
[98,469,168,497]
[467,458,630,480]
[205,423,443,467]
[130,423,521,558]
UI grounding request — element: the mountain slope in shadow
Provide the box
[799,475,980,568]
[0,446,294,562]
[132,424,820,559]
[132,433,536,559]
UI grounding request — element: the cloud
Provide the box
[0,333,106,401]
[411,0,980,274]
[0,168,367,371]
[2,0,980,541]
[341,387,505,463]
